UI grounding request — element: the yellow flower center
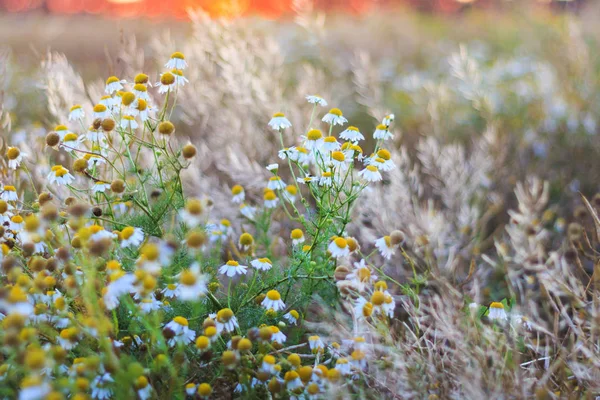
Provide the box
[121,92,136,106]
[334,237,347,249]
[371,291,385,306]
[171,51,185,60]
[93,104,107,113]
[376,149,391,160]
[160,72,175,86]
[328,108,342,116]
[121,227,135,239]
[7,147,20,160]
[291,229,304,240]
[366,165,378,172]
[490,302,504,309]
[307,129,322,141]
[272,112,285,118]
[226,260,239,267]
[180,270,197,286]
[266,290,281,301]
[173,316,189,326]
[217,308,234,322]
[323,136,337,143]
[133,84,147,92]
[264,191,276,201]
[331,151,345,162]
[376,124,387,130]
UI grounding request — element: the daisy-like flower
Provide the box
[321,136,340,152]
[306,95,328,106]
[346,259,377,291]
[283,310,299,325]
[366,149,396,171]
[47,165,75,186]
[105,76,125,94]
[268,112,292,130]
[308,335,325,353]
[135,376,152,400]
[322,108,347,126]
[219,260,248,277]
[100,94,120,110]
[261,290,285,311]
[358,165,382,182]
[297,175,316,185]
[328,237,350,258]
[303,129,324,151]
[488,302,508,321]
[6,147,24,170]
[263,190,279,209]
[336,358,351,375]
[340,126,365,142]
[60,132,82,151]
[374,236,395,259]
[139,297,162,314]
[239,203,257,220]
[93,104,109,119]
[10,215,24,231]
[329,151,348,169]
[57,327,79,350]
[19,376,51,400]
[266,163,278,172]
[179,198,205,228]
[120,115,138,130]
[54,124,70,140]
[130,98,151,121]
[231,185,245,203]
[382,113,395,126]
[381,291,396,317]
[351,350,367,370]
[284,371,303,391]
[120,226,145,248]
[164,316,196,347]
[103,271,136,310]
[165,51,188,70]
[86,127,105,143]
[162,283,180,299]
[290,229,305,246]
[156,71,175,94]
[251,258,273,271]
[270,326,286,343]
[267,176,286,191]
[1,185,18,201]
[215,308,239,334]
[373,124,393,140]
[132,84,150,101]
[91,373,114,400]
[318,171,333,187]
[91,181,111,194]
[261,355,278,374]
[171,69,189,87]
[89,225,118,242]
[178,263,208,301]
[68,104,85,121]
[185,384,197,396]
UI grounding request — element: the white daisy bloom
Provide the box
[488,302,508,321]
[54,125,70,140]
[165,52,188,70]
[93,104,109,119]
[132,84,150,101]
[267,176,286,191]
[120,226,145,248]
[60,133,83,151]
[47,165,75,186]
[270,326,286,343]
[283,310,299,325]
[340,126,365,142]
[120,115,139,130]
[251,258,273,271]
[366,154,396,172]
[321,136,341,152]
[162,283,180,299]
[297,175,316,185]
[105,76,125,94]
[178,263,208,301]
[215,309,239,334]
[261,355,278,374]
[219,260,248,277]
[139,297,163,314]
[373,124,393,140]
[303,129,324,151]
[266,163,279,172]
[308,335,325,353]
[322,108,347,126]
[68,104,85,121]
[285,372,303,390]
[19,378,51,400]
[358,165,382,182]
[103,273,136,310]
[1,185,18,201]
[382,113,395,126]
[268,112,292,130]
[263,190,279,209]
[336,358,352,375]
[99,94,120,110]
[306,95,328,106]
[318,171,334,187]
[374,236,395,260]
[172,69,189,86]
[261,290,285,311]
[6,149,24,170]
[329,151,349,170]
[92,181,111,194]
[165,317,196,347]
[290,229,305,246]
[328,237,350,258]
[381,291,396,317]
[91,373,114,400]
[185,384,197,396]
[239,203,257,220]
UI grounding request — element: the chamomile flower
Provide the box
[105,76,125,94]
[328,237,351,258]
[91,373,115,398]
[373,124,393,140]
[283,310,300,325]
[261,355,278,374]
[179,198,205,228]
[285,371,303,391]
[132,84,150,101]
[346,259,377,290]
[373,149,396,171]
[382,113,395,126]
[322,108,347,126]
[164,316,196,346]
[165,52,188,70]
[68,104,85,121]
[103,271,136,310]
[268,112,292,130]
[336,358,351,375]
[261,290,285,311]
[340,126,365,142]
[308,335,325,353]
[219,260,247,277]
[319,171,333,187]
[374,236,395,259]
[270,326,286,344]
[47,165,75,186]
[1,185,18,201]
[91,181,111,194]
[321,136,340,152]
[162,283,180,299]
[330,151,348,169]
[54,124,70,140]
[93,104,109,119]
[171,69,189,87]
[135,376,153,400]
[267,176,286,191]
[231,185,245,203]
[488,302,508,321]
[239,203,257,220]
[251,258,273,271]
[19,376,51,400]
[57,327,79,350]
[6,147,24,170]
[120,226,145,248]
[263,190,279,209]
[306,95,328,106]
[290,229,305,246]
[215,308,239,334]
[303,129,324,151]
[120,115,138,130]
[100,94,119,110]
[358,165,382,182]
[178,263,208,301]
[381,291,396,317]
[60,132,82,151]
[10,215,24,231]
[351,350,367,370]
[156,71,175,94]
